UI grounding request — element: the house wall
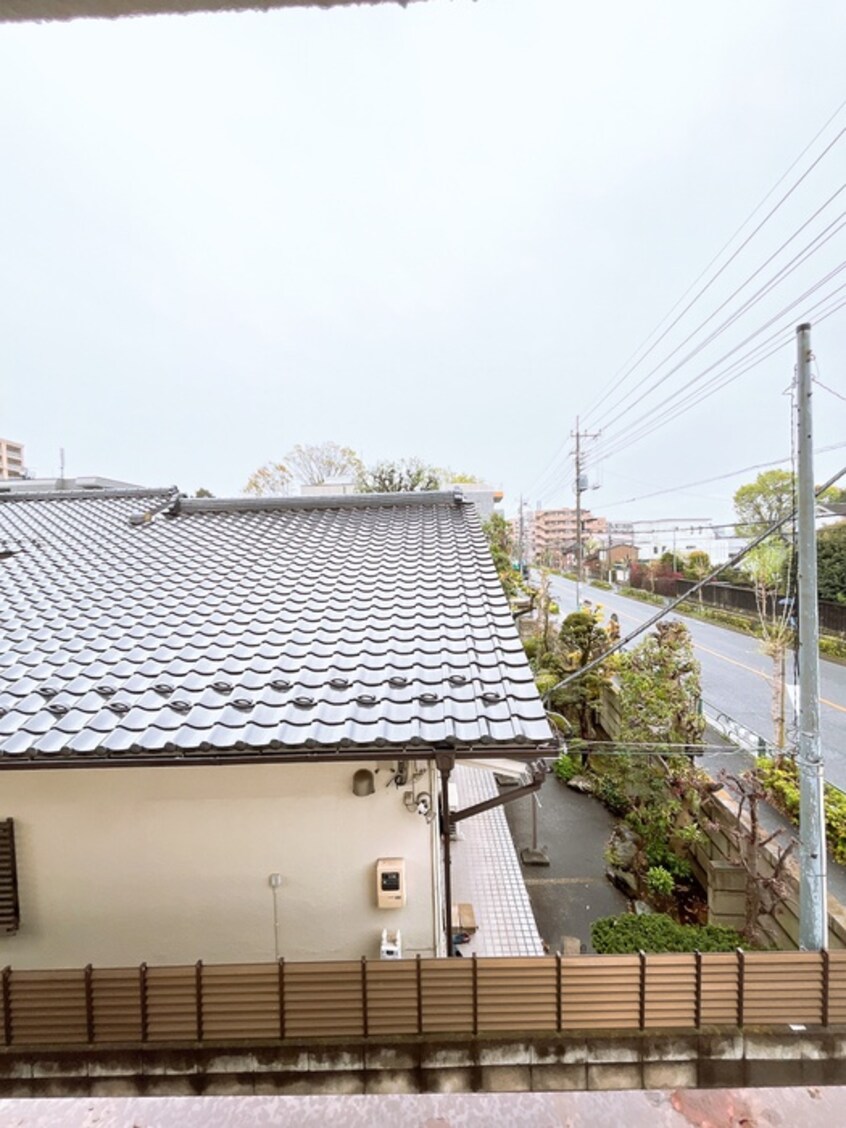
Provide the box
[0,761,441,969]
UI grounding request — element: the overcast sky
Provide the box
[2,0,845,525]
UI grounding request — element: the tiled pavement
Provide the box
[449,764,544,957]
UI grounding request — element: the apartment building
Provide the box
[0,440,25,480]
[530,507,608,568]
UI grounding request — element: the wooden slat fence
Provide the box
[2,950,846,1048]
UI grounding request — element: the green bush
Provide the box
[645,866,675,898]
[553,753,580,783]
[619,585,664,606]
[522,637,539,660]
[820,635,846,661]
[759,756,846,864]
[590,579,613,591]
[591,912,742,954]
[563,571,578,582]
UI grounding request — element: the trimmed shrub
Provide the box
[590,579,613,591]
[591,912,742,954]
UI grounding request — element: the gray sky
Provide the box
[2,0,845,525]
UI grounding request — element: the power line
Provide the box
[589,274,846,465]
[597,440,846,510]
[543,464,846,701]
[588,206,846,439]
[581,114,846,429]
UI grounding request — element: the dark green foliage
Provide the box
[591,912,743,954]
[817,521,846,604]
[758,756,846,864]
[552,752,580,783]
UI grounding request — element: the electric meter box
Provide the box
[376,857,406,909]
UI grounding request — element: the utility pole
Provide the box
[572,417,600,609]
[796,322,827,950]
[518,495,525,577]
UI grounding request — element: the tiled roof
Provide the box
[0,488,554,764]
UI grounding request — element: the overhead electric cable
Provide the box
[581,118,846,428]
[543,465,846,702]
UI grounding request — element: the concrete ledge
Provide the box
[2,1027,846,1095]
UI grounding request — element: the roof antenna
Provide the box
[58,447,67,491]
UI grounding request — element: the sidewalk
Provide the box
[501,775,629,954]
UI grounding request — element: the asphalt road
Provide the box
[542,573,846,789]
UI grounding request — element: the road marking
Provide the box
[554,579,846,717]
[692,642,846,716]
[524,877,604,886]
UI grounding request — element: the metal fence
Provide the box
[3,951,846,1047]
[629,576,846,637]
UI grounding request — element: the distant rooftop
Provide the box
[0,0,418,22]
[0,475,146,494]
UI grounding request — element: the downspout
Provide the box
[436,752,456,957]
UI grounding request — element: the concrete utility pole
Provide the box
[572,418,600,608]
[518,495,525,577]
[796,322,828,950]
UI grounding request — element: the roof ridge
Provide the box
[175,489,465,516]
[0,486,179,505]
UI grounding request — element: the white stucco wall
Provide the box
[0,761,441,969]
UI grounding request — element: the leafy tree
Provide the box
[818,521,846,604]
[243,462,292,497]
[285,442,362,486]
[194,487,214,498]
[733,469,795,540]
[741,540,793,748]
[615,620,704,747]
[734,469,839,540]
[482,512,517,598]
[356,457,440,493]
[556,609,610,742]
[683,549,711,605]
[437,468,484,486]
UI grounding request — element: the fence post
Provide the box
[139,963,148,1043]
[638,951,647,1030]
[822,949,830,1027]
[472,953,478,1036]
[84,963,95,1044]
[416,954,423,1036]
[195,960,203,1043]
[694,951,702,1029]
[1,967,11,1046]
[360,957,368,1038]
[278,958,286,1040]
[736,949,745,1028]
[556,953,563,1033]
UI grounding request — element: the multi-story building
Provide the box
[530,507,608,568]
[0,439,25,480]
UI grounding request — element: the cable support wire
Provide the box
[589,273,846,465]
[586,199,846,435]
[542,464,846,703]
[580,115,846,429]
[522,444,574,505]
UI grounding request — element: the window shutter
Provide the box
[0,820,19,934]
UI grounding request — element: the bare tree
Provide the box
[243,462,292,497]
[285,442,362,486]
[742,541,794,749]
[720,770,795,948]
